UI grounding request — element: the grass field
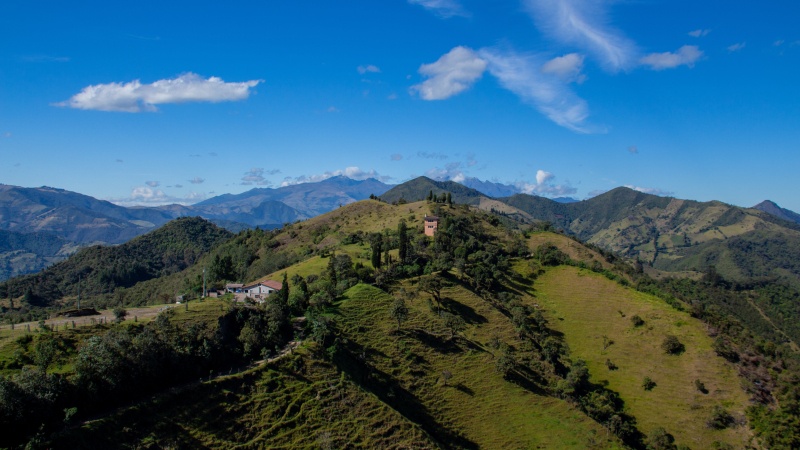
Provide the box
[535,266,752,449]
[334,282,620,449]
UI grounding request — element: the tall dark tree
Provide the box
[209,254,235,283]
[446,192,452,205]
[277,272,290,307]
[397,220,409,264]
[370,233,383,269]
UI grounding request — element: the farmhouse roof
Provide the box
[243,280,283,290]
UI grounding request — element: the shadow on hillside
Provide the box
[407,328,462,354]
[453,383,474,396]
[505,366,549,396]
[441,297,488,324]
[407,328,485,356]
[334,339,479,449]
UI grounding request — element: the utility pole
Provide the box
[77,275,81,310]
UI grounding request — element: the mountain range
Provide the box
[1,176,799,284]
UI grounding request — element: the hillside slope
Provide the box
[0,217,232,306]
[380,176,486,205]
[0,229,79,281]
[503,187,800,286]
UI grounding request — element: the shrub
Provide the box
[646,427,676,450]
[661,335,685,355]
[694,379,707,394]
[642,376,656,391]
[631,315,645,327]
[707,405,734,429]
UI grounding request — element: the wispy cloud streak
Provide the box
[522,0,638,72]
[408,0,468,18]
[479,48,591,133]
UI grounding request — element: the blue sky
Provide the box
[1,0,799,210]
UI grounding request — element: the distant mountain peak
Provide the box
[753,200,800,224]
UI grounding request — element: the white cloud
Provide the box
[640,45,703,70]
[541,53,586,83]
[479,47,592,133]
[536,169,553,185]
[145,180,160,187]
[516,169,577,197]
[727,42,746,52]
[390,153,403,161]
[628,145,638,154]
[327,106,340,113]
[185,192,206,202]
[624,185,673,196]
[130,187,168,203]
[774,40,785,47]
[522,0,638,72]
[109,186,206,206]
[280,166,391,186]
[2,132,11,138]
[408,0,468,18]
[357,64,381,74]
[411,46,487,100]
[189,177,205,185]
[241,168,275,186]
[56,73,263,112]
[688,29,711,38]
[426,162,465,182]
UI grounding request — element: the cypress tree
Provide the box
[398,220,408,263]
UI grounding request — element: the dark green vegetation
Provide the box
[2,186,800,448]
[379,176,485,205]
[0,299,293,448]
[0,217,231,314]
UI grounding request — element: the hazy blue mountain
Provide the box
[0,229,79,282]
[0,184,175,244]
[753,200,800,224]
[195,176,391,218]
[456,177,520,198]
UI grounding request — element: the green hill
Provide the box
[0,217,232,307]
[380,176,486,205]
[2,199,798,448]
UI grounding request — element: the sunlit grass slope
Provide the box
[535,266,752,449]
[335,283,618,449]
